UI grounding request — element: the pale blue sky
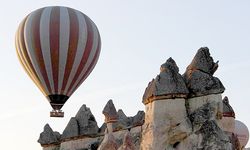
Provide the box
[0,0,249,149]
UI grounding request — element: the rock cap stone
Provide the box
[103,100,118,123]
[143,57,189,104]
[186,47,218,75]
[183,47,225,97]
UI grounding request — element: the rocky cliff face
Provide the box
[38,47,244,150]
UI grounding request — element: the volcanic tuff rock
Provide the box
[61,117,79,139]
[39,47,243,150]
[130,111,145,127]
[197,120,232,150]
[118,131,136,150]
[183,47,225,97]
[189,102,216,130]
[102,100,118,123]
[99,110,145,133]
[186,47,218,75]
[117,109,130,127]
[38,124,61,145]
[75,104,99,135]
[98,130,118,150]
[222,96,235,118]
[141,58,191,149]
[143,57,189,104]
[46,105,99,141]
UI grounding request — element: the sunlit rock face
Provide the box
[118,131,136,150]
[98,130,119,150]
[141,98,192,150]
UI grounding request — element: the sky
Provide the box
[0,0,249,149]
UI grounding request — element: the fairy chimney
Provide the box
[102,100,118,133]
[183,47,225,122]
[141,57,191,150]
[182,47,232,149]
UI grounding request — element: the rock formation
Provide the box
[61,117,79,139]
[223,96,235,118]
[118,131,136,150]
[38,124,61,145]
[38,47,248,150]
[60,104,99,141]
[75,104,99,136]
[183,47,225,97]
[141,57,191,150]
[221,96,241,150]
[99,109,145,133]
[102,100,118,134]
[180,47,232,150]
[221,96,235,134]
[143,57,189,104]
[103,99,118,123]
[98,129,118,150]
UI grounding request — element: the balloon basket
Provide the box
[50,110,64,117]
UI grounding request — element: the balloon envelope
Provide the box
[16,6,101,114]
[234,120,249,147]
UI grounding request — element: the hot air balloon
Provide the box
[234,120,249,149]
[15,6,101,117]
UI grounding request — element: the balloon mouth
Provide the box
[47,94,69,110]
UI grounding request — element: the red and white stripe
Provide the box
[16,6,101,97]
